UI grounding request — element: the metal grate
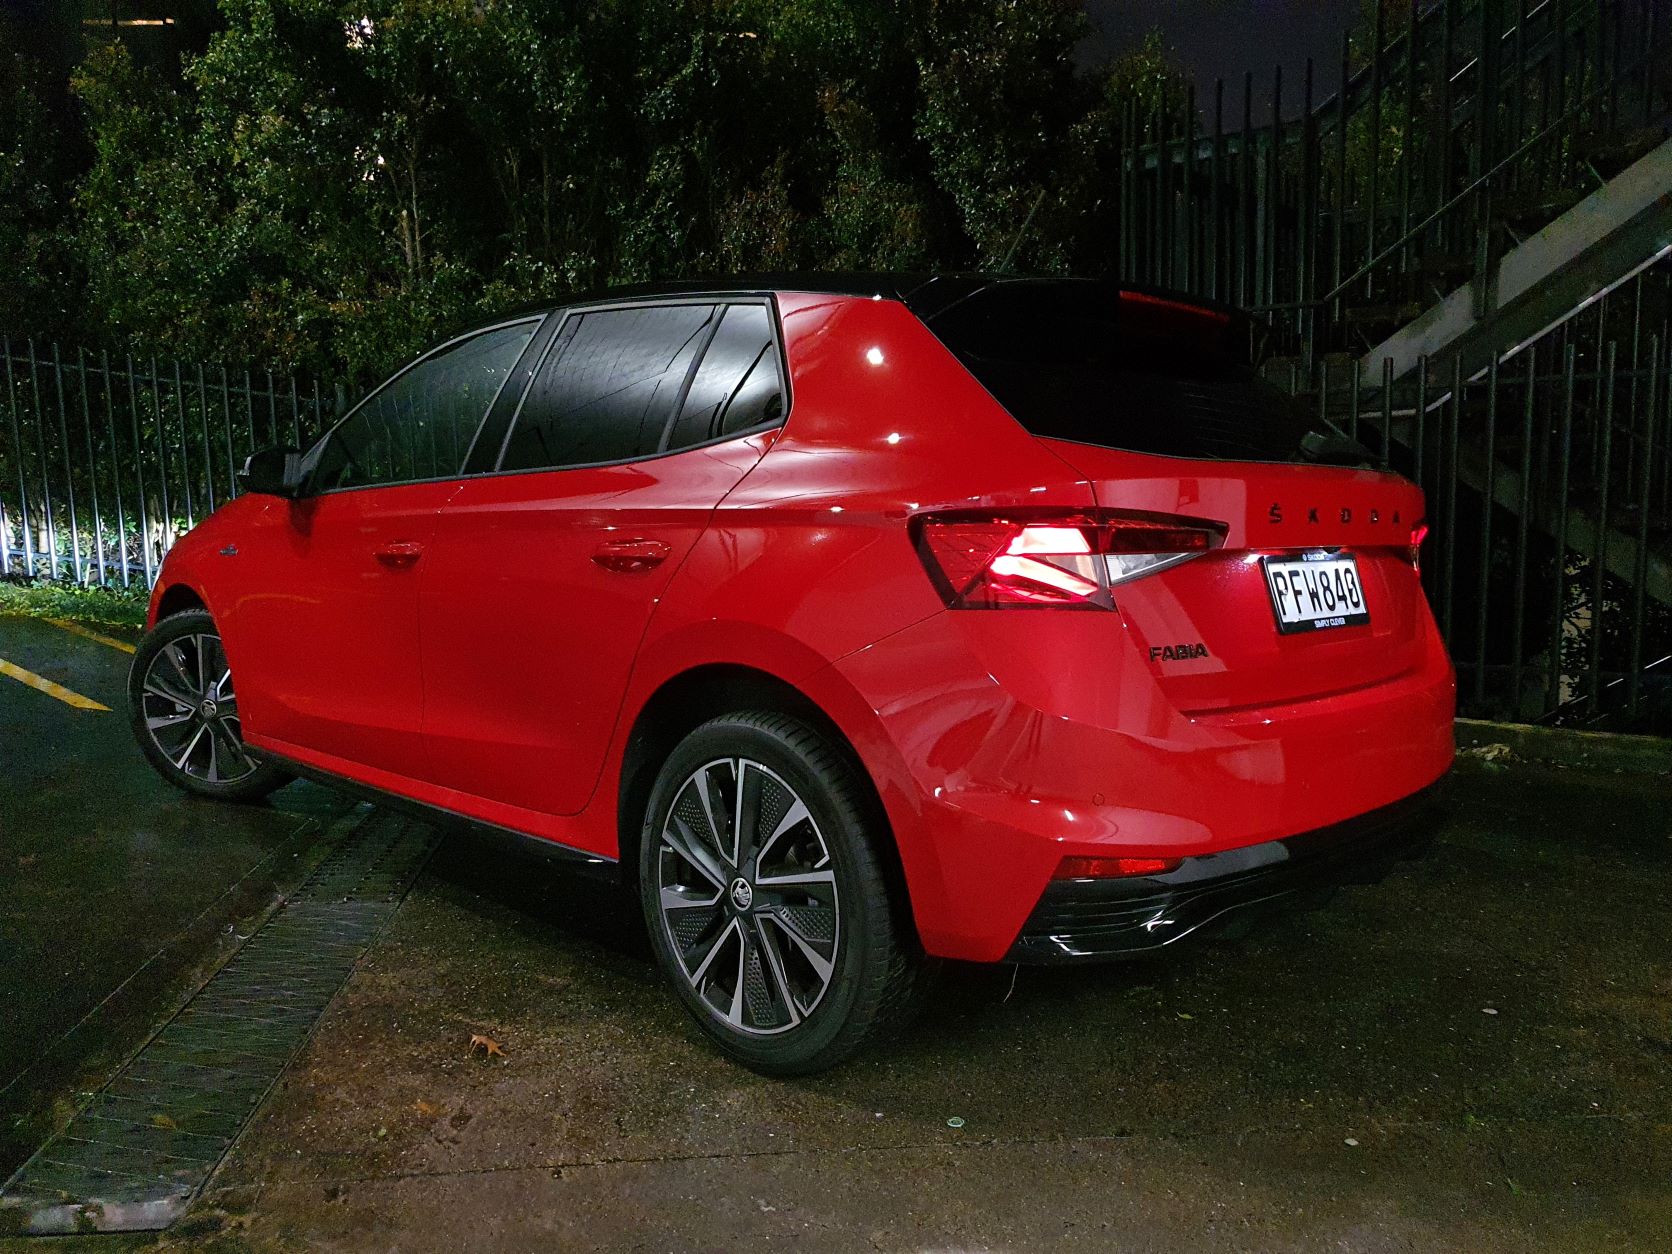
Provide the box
[0,807,439,1235]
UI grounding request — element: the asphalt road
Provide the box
[1,610,1668,1250]
[0,613,347,1175]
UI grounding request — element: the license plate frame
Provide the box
[1262,552,1371,635]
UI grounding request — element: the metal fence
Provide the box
[1317,262,1672,732]
[0,339,334,588]
[1115,0,1667,363]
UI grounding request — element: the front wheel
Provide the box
[128,609,291,802]
[639,711,919,1075]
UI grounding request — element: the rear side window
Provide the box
[665,303,784,451]
[923,282,1340,464]
[500,304,714,471]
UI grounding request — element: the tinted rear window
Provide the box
[922,282,1339,464]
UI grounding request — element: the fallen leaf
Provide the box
[414,1100,439,1117]
[469,1034,507,1059]
[17,854,37,869]
[1459,742,1517,763]
[149,1114,178,1130]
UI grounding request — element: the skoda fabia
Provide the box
[129,276,1455,1073]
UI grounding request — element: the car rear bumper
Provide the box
[1006,785,1443,963]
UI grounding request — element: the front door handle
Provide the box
[592,537,671,574]
[374,540,425,567]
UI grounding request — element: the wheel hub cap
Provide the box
[728,877,753,911]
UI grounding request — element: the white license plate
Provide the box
[1262,553,1370,634]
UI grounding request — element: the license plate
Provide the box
[1262,552,1370,634]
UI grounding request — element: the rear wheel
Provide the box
[639,711,918,1074]
[128,609,291,802]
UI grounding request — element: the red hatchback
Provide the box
[130,276,1455,1073]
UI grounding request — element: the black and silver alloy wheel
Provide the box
[128,608,291,802]
[639,711,920,1074]
[139,631,255,785]
[657,757,840,1035]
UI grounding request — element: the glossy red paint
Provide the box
[149,285,1455,963]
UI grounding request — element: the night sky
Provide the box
[1082,0,1363,116]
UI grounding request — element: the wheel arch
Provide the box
[614,661,924,948]
[151,581,208,626]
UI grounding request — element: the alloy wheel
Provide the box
[137,632,259,784]
[655,757,840,1036]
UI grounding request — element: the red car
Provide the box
[130,277,1455,1073]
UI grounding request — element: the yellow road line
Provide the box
[44,616,138,655]
[0,657,111,711]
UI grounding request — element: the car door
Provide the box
[226,319,541,781]
[419,299,786,823]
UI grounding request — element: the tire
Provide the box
[638,711,919,1075]
[128,608,291,802]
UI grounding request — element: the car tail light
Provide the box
[913,509,1227,609]
[1409,521,1429,572]
[1053,854,1182,880]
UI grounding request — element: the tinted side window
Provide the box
[665,303,784,451]
[313,321,537,491]
[500,304,716,471]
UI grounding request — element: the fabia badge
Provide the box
[1150,642,1210,662]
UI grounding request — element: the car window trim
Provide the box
[488,295,790,478]
[304,315,545,496]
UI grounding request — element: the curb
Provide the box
[1455,717,1671,776]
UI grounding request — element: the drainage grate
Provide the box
[0,807,440,1235]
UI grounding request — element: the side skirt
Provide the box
[259,748,622,887]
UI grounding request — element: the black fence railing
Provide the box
[1304,260,1672,732]
[1116,0,1668,363]
[0,339,335,588]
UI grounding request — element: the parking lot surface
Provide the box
[1,611,1669,1250]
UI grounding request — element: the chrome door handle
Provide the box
[592,537,671,574]
[374,540,425,567]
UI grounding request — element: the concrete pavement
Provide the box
[1,608,1668,1249]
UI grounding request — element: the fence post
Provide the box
[3,336,33,578]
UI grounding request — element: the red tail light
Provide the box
[1409,521,1429,572]
[1053,854,1182,880]
[913,509,1227,609]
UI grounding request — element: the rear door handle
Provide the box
[592,537,671,574]
[374,540,425,567]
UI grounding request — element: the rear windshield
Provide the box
[920,281,1343,464]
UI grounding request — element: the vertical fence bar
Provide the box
[1333,29,1350,331]
[3,338,32,578]
[1364,1,1385,294]
[266,370,278,451]
[173,359,194,530]
[1547,342,1576,712]
[131,355,154,589]
[51,344,83,583]
[1210,79,1223,301]
[1399,0,1419,267]
[222,367,237,500]
[103,350,128,589]
[78,349,105,586]
[1380,356,1394,469]
[149,356,172,558]
[289,375,302,449]
[1240,72,1254,309]
[1414,357,1429,494]
[1474,355,1499,709]
[1587,341,1616,713]
[28,342,59,580]
[1626,335,1658,716]
[197,363,215,514]
[1266,64,1281,312]
[1183,82,1197,294]
[1442,355,1462,642]
[1510,347,1536,713]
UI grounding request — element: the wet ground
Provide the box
[1,610,1669,1250]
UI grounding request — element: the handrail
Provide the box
[1317,37,1663,308]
